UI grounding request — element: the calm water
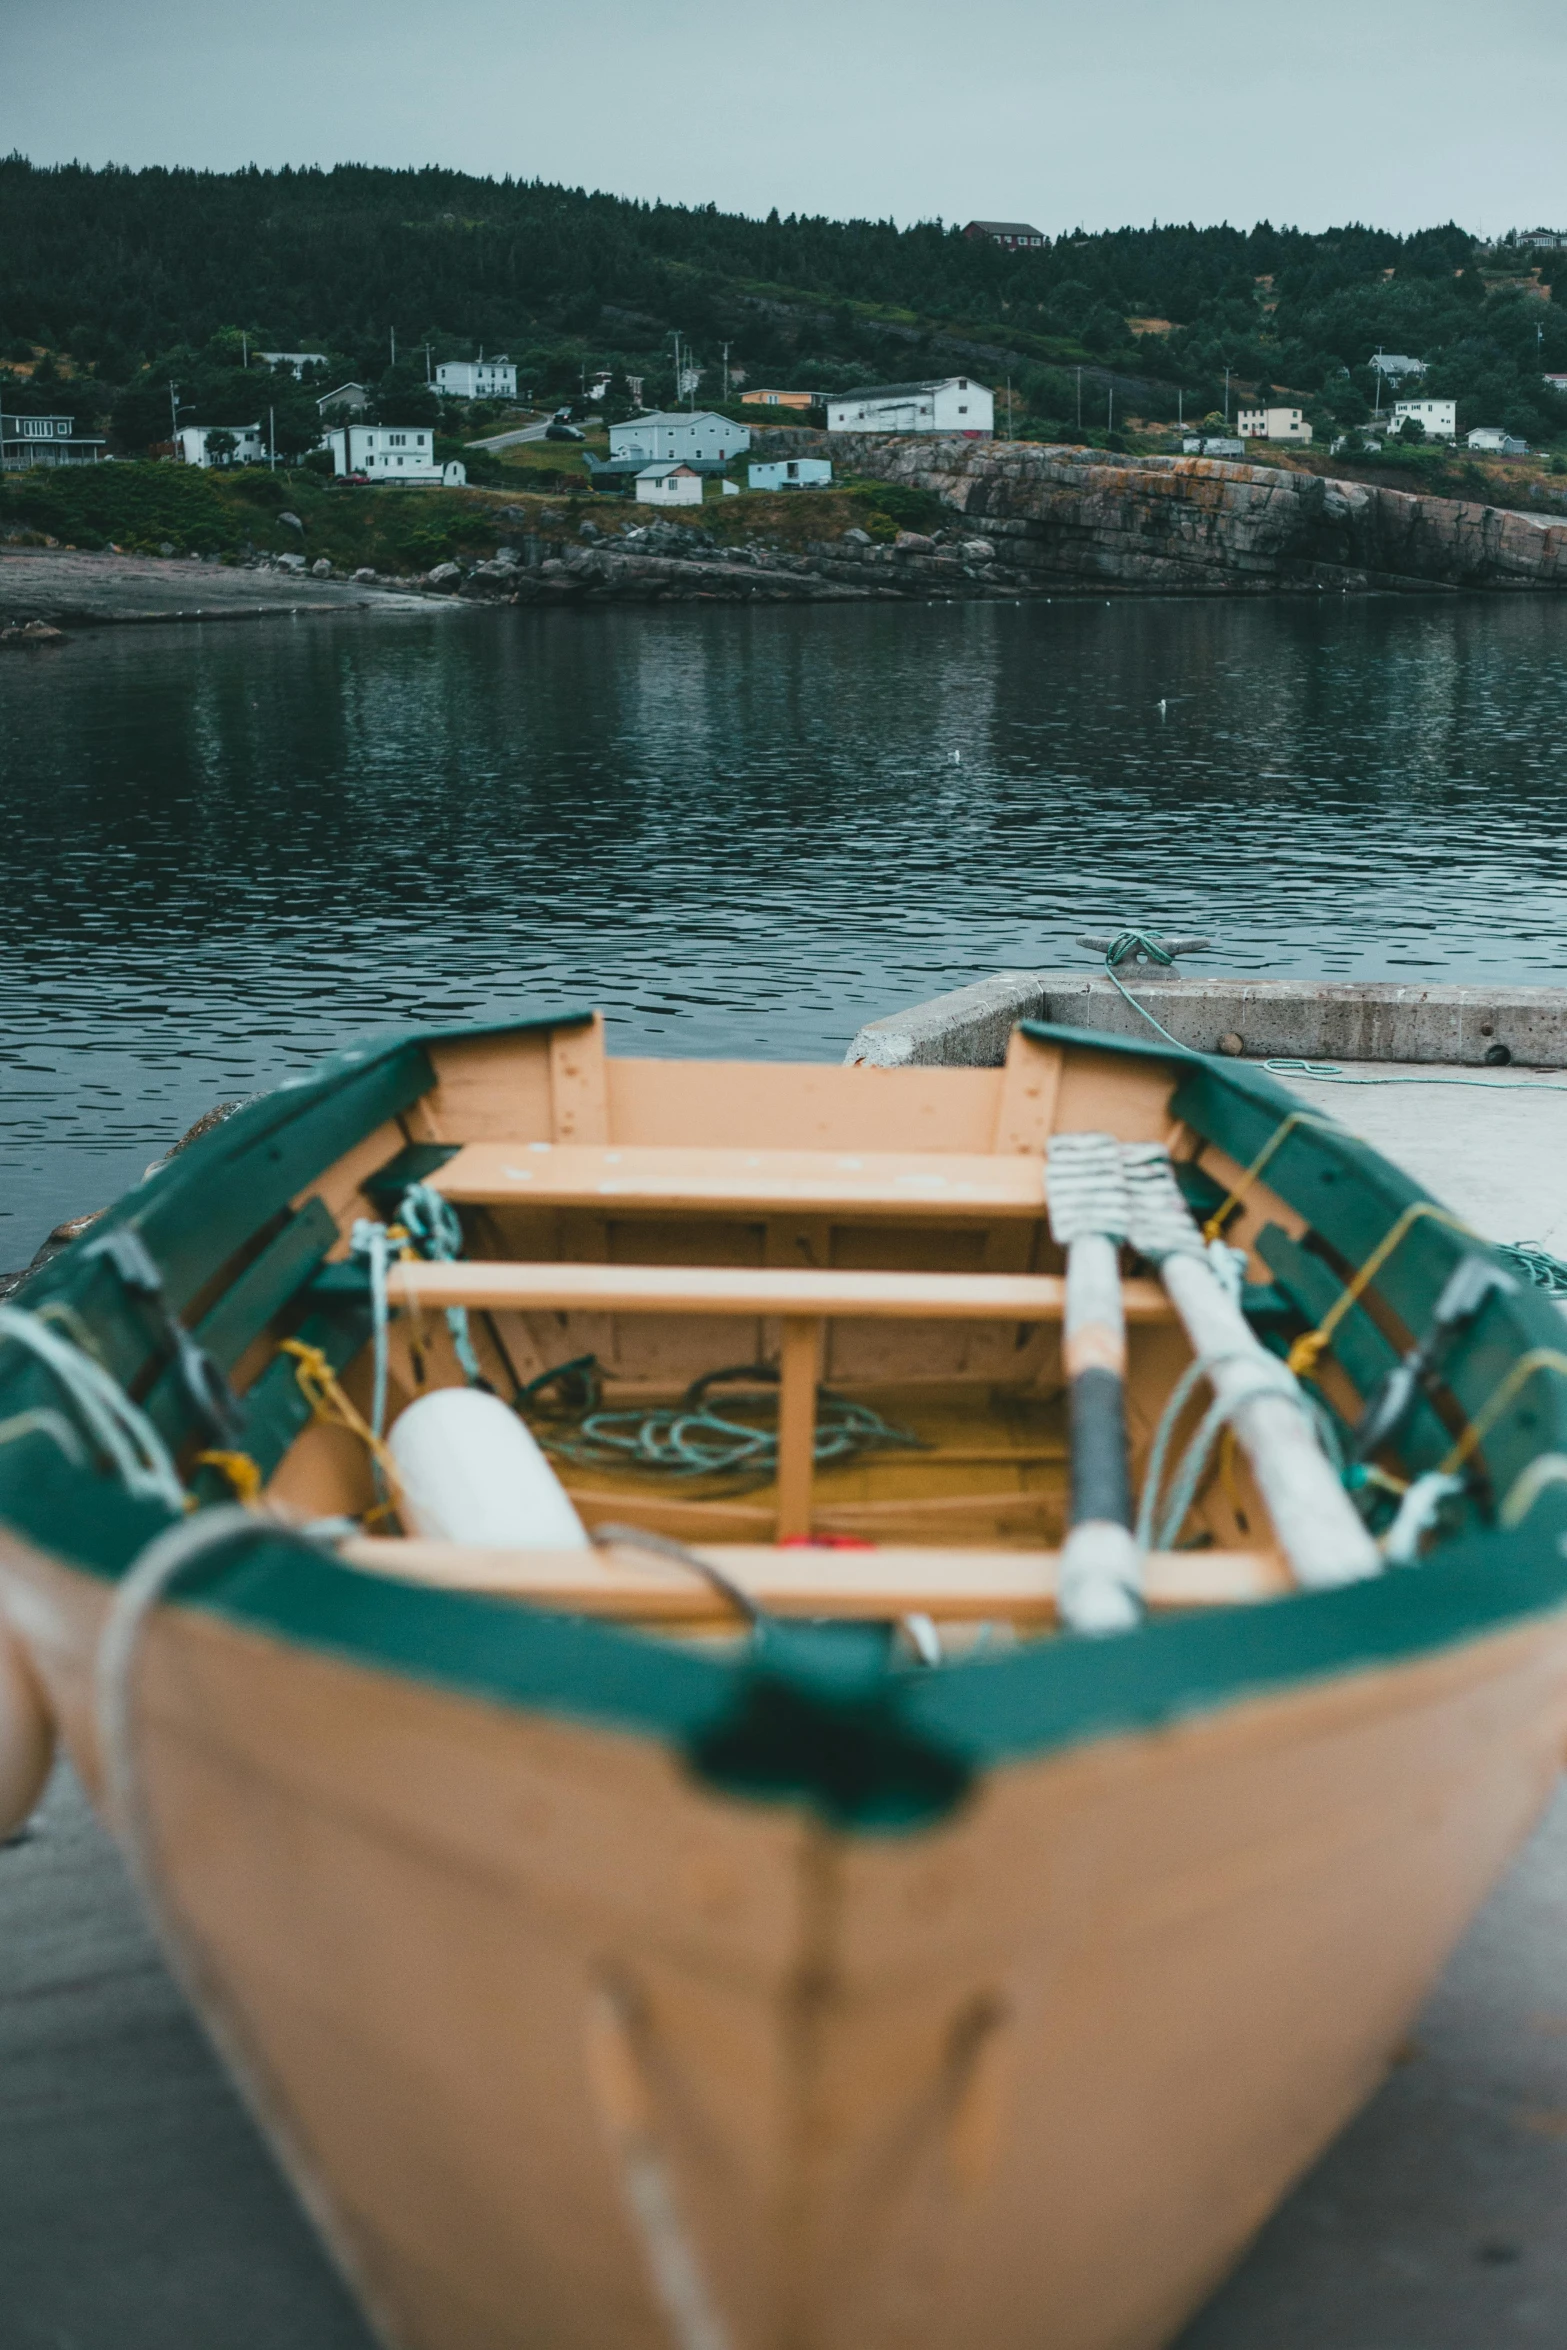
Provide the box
[2,593,1565,1258]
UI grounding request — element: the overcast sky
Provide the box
[5,0,1562,240]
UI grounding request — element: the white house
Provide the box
[635,462,703,507]
[611,411,752,464]
[1182,435,1245,458]
[179,423,265,468]
[1389,398,1457,441]
[322,425,464,485]
[1236,405,1313,445]
[748,456,833,489]
[1467,426,1529,454]
[435,358,518,401]
[824,378,993,435]
[1372,352,1427,382]
[1545,373,1567,394]
[259,351,327,376]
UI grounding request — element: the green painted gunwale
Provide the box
[3,1010,1567,1833]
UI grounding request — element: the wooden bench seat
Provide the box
[388,1260,1168,1321]
[339,1537,1289,1620]
[426,1141,1051,1220]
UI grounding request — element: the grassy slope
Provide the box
[0,459,948,570]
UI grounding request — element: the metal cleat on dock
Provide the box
[1077,930,1213,970]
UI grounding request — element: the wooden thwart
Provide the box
[339,1536,1290,1618]
[388,1260,1170,1320]
[428,1141,1051,1219]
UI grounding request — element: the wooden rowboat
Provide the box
[3,1007,1567,2350]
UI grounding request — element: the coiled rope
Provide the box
[520,1357,922,1486]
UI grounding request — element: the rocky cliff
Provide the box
[428,440,1567,606]
[823,436,1567,595]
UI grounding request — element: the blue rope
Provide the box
[1265,1058,1567,1094]
[1497,1242,1567,1297]
[1100,931,1197,1054]
[520,1356,923,1485]
[399,1182,485,1386]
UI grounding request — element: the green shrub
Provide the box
[846,477,947,535]
[0,460,243,553]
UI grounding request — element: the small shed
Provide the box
[635,462,703,506]
[1467,426,1529,454]
[748,457,833,490]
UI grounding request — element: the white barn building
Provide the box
[435,359,518,401]
[824,378,993,435]
[611,411,752,465]
[634,462,704,506]
[322,425,464,484]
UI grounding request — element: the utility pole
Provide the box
[1076,366,1082,431]
[721,341,731,401]
[391,326,397,368]
[424,343,432,385]
[1178,387,1183,426]
[168,381,180,450]
[1223,363,1231,425]
[1006,373,1013,438]
[1108,386,1114,434]
[268,404,276,471]
[242,331,248,369]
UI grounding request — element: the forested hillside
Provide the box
[1,158,1563,453]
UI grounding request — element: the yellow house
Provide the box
[1237,405,1313,445]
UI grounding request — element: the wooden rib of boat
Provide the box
[3,1006,1567,2350]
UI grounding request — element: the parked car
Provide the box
[545,421,585,442]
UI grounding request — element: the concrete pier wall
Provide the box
[845,972,1567,1069]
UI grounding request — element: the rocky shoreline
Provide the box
[5,440,1565,626]
[421,439,1567,603]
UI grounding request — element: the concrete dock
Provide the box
[3,977,1566,2348]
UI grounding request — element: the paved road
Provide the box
[464,419,551,450]
[2,1764,1563,2349]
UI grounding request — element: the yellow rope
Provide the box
[1499,1451,1567,1530]
[1200,1111,1338,1244]
[1439,1349,1567,1477]
[279,1338,404,1502]
[1285,1202,1478,1378]
[194,1449,263,1502]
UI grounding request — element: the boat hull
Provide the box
[9,1533,1567,2350]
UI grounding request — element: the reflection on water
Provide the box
[1,593,1564,1254]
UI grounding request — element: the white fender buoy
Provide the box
[388,1389,589,1549]
[0,1619,55,1840]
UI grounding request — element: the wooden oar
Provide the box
[1047,1134,1141,1633]
[1122,1146,1381,1588]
